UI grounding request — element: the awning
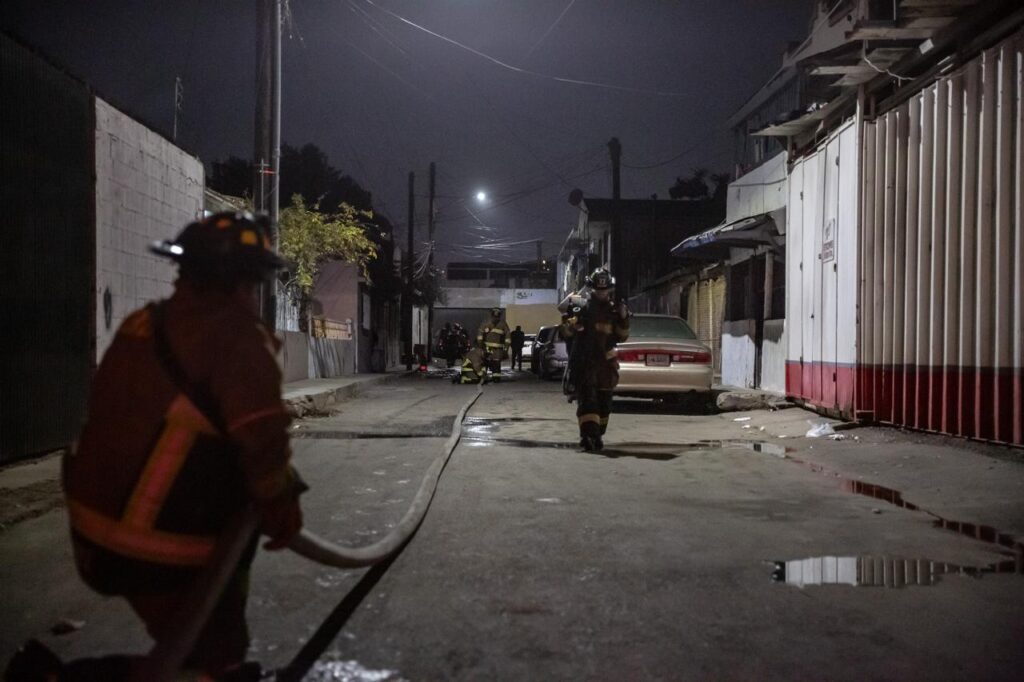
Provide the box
[670,214,777,258]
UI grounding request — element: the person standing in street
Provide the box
[59,212,304,681]
[560,269,629,452]
[476,307,510,380]
[510,325,526,372]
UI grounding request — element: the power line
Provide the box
[360,0,694,98]
[524,0,578,60]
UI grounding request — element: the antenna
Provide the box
[173,76,183,142]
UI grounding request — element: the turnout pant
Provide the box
[576,380,613,439]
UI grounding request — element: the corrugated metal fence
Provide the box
[1,35,95,462]
[859,29,1024,445]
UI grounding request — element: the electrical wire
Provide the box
[360,0,694,98]
[524,0,578,60]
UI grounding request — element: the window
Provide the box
[629,316,698,340]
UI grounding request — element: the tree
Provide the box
[208,143,374,213]
[208,156,254,199]
[668,168,710,200]
[278,194,377,294]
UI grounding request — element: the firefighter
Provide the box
[476,307,510,380]
[560,269,629,452]
[439,322,458,367]
[454,346,487,384]
[62,211,303,681]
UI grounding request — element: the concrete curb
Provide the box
[714,387,794,412]
[283,372,412,418]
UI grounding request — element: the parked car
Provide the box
[614,314,713,401]
[531,326,568,378]
[520,333,536,366]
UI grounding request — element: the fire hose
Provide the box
[134,385,484,682]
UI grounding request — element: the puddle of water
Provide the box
[296,657,405,682]
[772,554,1022,588]
[464,417,570,425]
[763,454,1024,560]
[295,432,421,440]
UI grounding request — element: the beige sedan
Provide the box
[614,314,713,398]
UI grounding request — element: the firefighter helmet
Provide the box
[150,211,286,282]
[586,268,615,291]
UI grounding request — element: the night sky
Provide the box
[2,0,813,266]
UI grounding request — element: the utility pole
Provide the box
[608,137,627,301]
[255,0,282,330]
[172,77,182,143]
[405,171,415,371]
[427,162,436,360]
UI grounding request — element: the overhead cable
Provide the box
[360,0,693,98]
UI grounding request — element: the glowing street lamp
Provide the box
[475,191,487,203]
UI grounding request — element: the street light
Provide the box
[475,191,487,203]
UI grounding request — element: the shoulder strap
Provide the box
[150,301,225,433]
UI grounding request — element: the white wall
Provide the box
[439,287,558,308]
[94,97,203,361]
[727,151,788,223]
[761,319,787,394]
[721,319,757,388]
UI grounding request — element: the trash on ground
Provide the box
[50,619,85,636]
[733,417,752,422]
[805,421,836,438]
[827,433,847,441]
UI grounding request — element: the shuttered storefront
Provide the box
[686,277,725,379]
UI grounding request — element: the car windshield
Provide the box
[629,316,698,340]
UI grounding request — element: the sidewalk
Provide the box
[0,372,411,529]
[282,370,410,417]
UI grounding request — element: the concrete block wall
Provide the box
[93,98,203,361]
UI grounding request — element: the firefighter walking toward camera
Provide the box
[560,269,629,452]
[476,307,510,379]
[58,212,304,682]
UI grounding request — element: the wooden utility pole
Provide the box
[608,137,627,300]
[405,171,415,370]
[426,162,436,360]
[255,0,282,330]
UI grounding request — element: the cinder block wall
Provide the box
[93,98,203,361]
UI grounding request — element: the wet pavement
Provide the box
[1,371,1022,680]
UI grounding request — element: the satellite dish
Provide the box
[567,188,584,207]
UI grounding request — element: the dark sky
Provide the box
[2,0,813,266]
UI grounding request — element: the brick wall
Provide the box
[93,98,203,361]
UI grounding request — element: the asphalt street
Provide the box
[1,371,1022,680]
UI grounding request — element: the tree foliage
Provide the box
[279,194,377,294]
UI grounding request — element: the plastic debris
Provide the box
[805,421,836,438]
[827,433,847,441]
[50,619,85,636]
[733,417,752,422]
[742,424,752,429]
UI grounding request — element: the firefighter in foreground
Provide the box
[561,269,630,452]
[62,212,303,681]
[476,307,511,380]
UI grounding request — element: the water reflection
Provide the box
[773,554,1023,588]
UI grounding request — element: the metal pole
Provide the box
[406,171,415,371]
[427,162,435,360]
